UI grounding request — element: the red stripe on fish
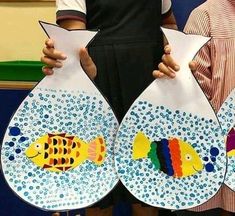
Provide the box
[169,138,183,177]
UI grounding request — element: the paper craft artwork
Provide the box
[217,88,235,191]
[114,28,227,209]
[1,22,119,211]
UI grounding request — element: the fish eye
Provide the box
[34,143,42,150]
[185,154,192,161]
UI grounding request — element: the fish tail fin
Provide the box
[132,132,151,160]
[87,137,106,165]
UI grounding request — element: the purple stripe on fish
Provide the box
[227,128,235,152]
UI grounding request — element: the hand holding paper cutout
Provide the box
[41,39,97,80]
[153,45,198,79]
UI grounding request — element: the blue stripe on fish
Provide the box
[161,138,174,176]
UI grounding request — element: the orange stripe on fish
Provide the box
[76,151,80,158]
[101,146,105,152]
[67,139,72,146]
[97,155,103,162]
[65,158,69,164]
[99,138,103,144]
[49,158,54,165]
[49,148,53,154]
[58,158,61,165]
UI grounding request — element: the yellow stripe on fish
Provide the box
[25,133,106,172]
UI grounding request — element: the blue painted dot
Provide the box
[15,149,21,154]
[9,127,21,136]
[211,157,216,162]
[203,157,209,162]
[17,186,22,191]
[205,163,214,172]
[19,136,26,142]
[9,155,15,161]
[8,142,15,147]
[210,147,219,156]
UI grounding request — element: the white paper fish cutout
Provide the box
[114,28,226,209]
[1,21,119,211]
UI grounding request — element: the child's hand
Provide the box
[153,45,179,78]
[152,45,197,79]
[79,48,97,80]
[41,38,67,75]
[41,39,97,80]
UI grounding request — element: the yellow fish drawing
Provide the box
[25,133,106,172]
[132,132,203,178]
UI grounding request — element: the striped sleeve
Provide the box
[162,0,172,14]
[184,7,213,102]
[56,0,86,24]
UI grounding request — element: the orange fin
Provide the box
[88,137,106,165]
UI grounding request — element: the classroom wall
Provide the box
[0,2,56,62]
[0,0,207,62]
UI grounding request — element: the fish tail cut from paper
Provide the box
[132,132,151,160]
[87,137,106,165]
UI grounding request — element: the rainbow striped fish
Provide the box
[132,132,203,178]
